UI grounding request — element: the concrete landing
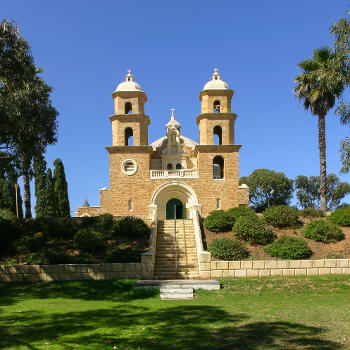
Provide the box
[134,279,220,291]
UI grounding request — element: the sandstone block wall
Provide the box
[0,263,142,283]
[198,258,350,278]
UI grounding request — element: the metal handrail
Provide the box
[174,205,177,277]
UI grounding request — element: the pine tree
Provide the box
[33,154,48,217]
[53,159,70,217]
[46,168,57,217]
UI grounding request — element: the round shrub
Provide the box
[74,229,106,253]
[113,216,149,238]
[14,235,46,254]
[263,205,299,228]
[97,213,114,230]
[209,238,249,260]
[328,207,350,226]
[233,216,274,245]
[264,236,312,259]
[0,217,19,253]
[302,219,345,243]
[0,208,16,221]
[204,210,235,232]
[105,247,145,263]
[226,207,257,224]
[27,248,73,265]
[299,208,325,218]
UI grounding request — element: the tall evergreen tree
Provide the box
[0,161,23,217]
[46,168,57,217]
[53,158,70,217]
[0,20,58,218]
[330,12,350,173]
[33,154,48,217]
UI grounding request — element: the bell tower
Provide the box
[110,70,150,146]
[197,69,237,145]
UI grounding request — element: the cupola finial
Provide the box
[212,68,220,80]
[125,69,133,82]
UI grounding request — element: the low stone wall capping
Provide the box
[0,259,349,283]
[198,254,350,278]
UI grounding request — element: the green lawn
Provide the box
[0,275,349,350]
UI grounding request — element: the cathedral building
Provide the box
[76,69,249,221]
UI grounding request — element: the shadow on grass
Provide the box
[0,304,342,350]
[0,279,158,306]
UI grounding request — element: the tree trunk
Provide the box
[22,162,32,218]
[318,114,327,211]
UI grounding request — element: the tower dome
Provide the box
[115,70,143,92]
[202,68,229,91]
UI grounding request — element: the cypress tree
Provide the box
[0,166,23,218]
[53,158,70,217]
[46,168,57,217]
[33,154,47,217]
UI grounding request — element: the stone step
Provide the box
[155,254,198,258]
[154,274,200,280]
[156,241,195,245]
[154,266,198,272]
[160,287,194,300]
[155,259,198,264]
[134,280,221,290]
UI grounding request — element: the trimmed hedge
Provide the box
[329,207,350,226]
[302,219,345,243]
[74,229,106,253]
[263,205,299,228]
[96,213,114,230]
[233,216,274,245]
[209,238,249,260]
[113,216,149,238]
[226,207,257,222]
[264,236,312,259]
[299,208,325,218]
[26,248,73,265]
[204,210,235,232]
[105,247,145,263]
[0,208,16,221]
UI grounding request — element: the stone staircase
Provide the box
[153,219,199,279]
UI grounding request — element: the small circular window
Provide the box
[121,159,138,176]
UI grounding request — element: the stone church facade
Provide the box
[76,69,249,221]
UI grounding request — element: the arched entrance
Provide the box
[166,198,185,219]
[150,181,201,220]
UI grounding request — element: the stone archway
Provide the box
[166,198,185,219]
[150,181,199,220]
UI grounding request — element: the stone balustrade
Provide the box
[150,169,199,179]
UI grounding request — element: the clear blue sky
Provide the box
[3,0,349,215]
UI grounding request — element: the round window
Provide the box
[121,159,138,176]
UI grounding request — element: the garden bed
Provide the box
[203,217,350,260]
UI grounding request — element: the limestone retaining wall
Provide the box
[198,254,350,278]
[0,263,142,283]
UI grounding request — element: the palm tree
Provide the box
[293,47,344,211]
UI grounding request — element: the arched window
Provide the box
[125,127,133,146]
[176,163,182,169]
[125,102,132,114]
[167,163,173,170]
[213,125,222,145]
[213,156,224,179]
[128,199,132,211]
[171,132,176,142]
[213,100,220,113]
